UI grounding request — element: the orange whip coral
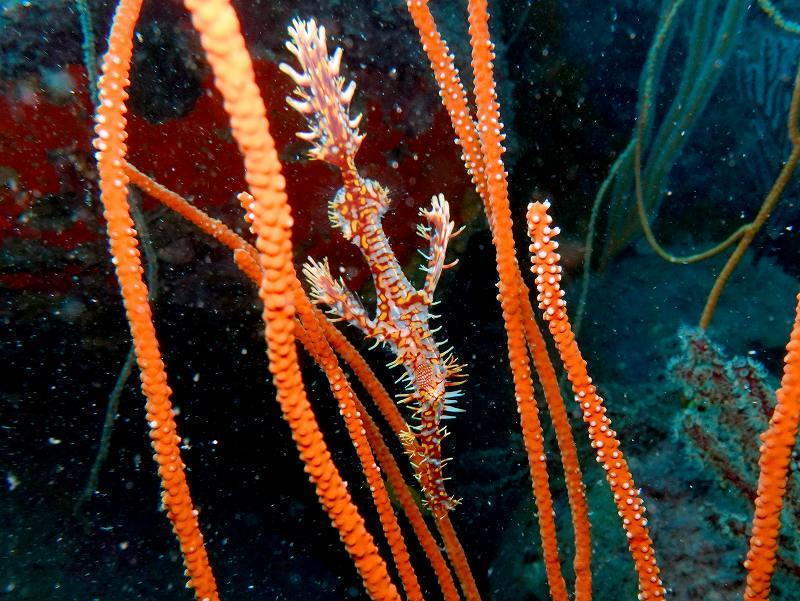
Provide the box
[527,200,665,599]
[406,0,600,597]
[744,293,800,600]
[92,0,219,597]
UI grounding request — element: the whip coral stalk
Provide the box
[527,200,665,599]
[744,293,800,600]
[93,0,219,598]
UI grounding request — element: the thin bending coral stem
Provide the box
[311,318,478,601]
[465,1,568,599]
[699,60,800,330]
[632,0,755,267]
[757,0,800,36]
[436,517,481,601]
[124,162,258,259]
[180,1,400,598]
[303,320,464,601]
[519,290,592,592]
[527,201,665,599]
[299,308,470,601]
[291,300,424,601]
[351,396,462,601]
[405,0,488,219]
[407,2,592,598]
[93,1,219,598]
[124,170,401,452]
[313,315,432,478]
[743,293,800,600]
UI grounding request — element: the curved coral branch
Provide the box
[527,200,665,599]
[464,1,570,598]
[93,1,219,598]
[744,293,800,600]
